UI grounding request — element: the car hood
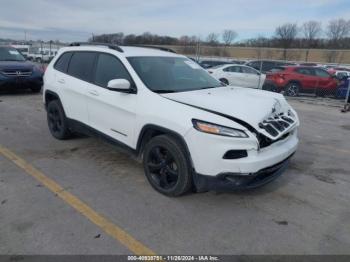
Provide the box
[161,86,297,138]
[0,61,34,71]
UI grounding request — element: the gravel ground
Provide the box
[0,91,349,255]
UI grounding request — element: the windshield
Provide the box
[127,56,223,93]
[0,47,26,61]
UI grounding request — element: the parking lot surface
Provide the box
[0,92,350,255]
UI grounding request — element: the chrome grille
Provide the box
[1,70,32,77]
[259,113,295,138]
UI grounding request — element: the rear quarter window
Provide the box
[54,52,72,73]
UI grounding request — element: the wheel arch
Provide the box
[136,124,194,169]
[286,80,302,89]
[219,78,229,85]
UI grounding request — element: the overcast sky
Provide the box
[0,0,349,42]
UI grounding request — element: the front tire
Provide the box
[47,100,71,140]
[143,135,192,197]
[285,82,300,97]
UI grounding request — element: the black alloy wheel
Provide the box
[285,82,300,97]
[143,135,192,196]
[47,100,71,139]
[146,146,179,190]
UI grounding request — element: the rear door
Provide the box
[87,53,137,146]
[60,51,97,124]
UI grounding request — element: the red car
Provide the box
[266,66,338,96]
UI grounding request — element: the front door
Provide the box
[86,53,137,146]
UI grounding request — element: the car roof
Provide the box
[218,63,252,67]
[58,45,182,58]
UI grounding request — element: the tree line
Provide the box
[90,30,238,47]
[90,18,350,50]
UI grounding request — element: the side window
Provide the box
[94,54,132,88]
[242,66,257,74]
[314,69,330,78]
[54,52,72,73]
[67,52,96,82]
[247,62,260,70]
[224,66,240,73]
[296,68,311,75]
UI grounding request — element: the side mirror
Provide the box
[107,79,135,93]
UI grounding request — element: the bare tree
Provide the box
[206,32,220,46]
[222,30,237,46]
[302,21,322,44]
[302,21,322,61]
[275,23,298,59]
[327,19,350,47]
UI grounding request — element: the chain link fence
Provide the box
[163,44,350,111]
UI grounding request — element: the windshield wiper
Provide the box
[152,90,176,93]
[200,85,222,90]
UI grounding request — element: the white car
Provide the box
[208,64,266,89]
[43,43,299,196]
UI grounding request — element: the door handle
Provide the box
[58,79,65,84]
[88,90,99,96]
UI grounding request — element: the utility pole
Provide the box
[40,41,43,64]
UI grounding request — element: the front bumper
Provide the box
[193,154,293,192]
[0,75,43,89]
[185,127,298,176]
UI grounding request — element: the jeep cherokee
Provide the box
[43,43,299,196]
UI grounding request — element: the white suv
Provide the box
[43,43,299,196]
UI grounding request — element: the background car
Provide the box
[266,66,338,96]
[0,46,44,93]
[208,64,266,89]
[334,70,350,80]
[199,60,231,69]
[245,60,295,73]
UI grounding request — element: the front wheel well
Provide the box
[136,125,193,167]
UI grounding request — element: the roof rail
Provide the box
[129,45,176,53]
[69,42,124,53]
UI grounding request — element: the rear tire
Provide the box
[219,78,229,85]
[285,82,300,97]
[47,100,71,140]
[143,135,192,197]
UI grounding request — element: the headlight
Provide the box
[192,119,248,138]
